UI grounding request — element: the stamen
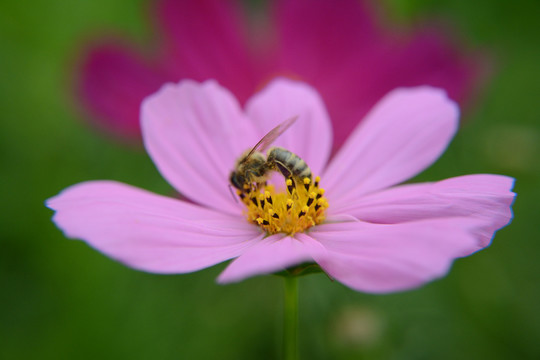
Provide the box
[286,199,293,211]
[265,191,273,205]
[314,176,320,188]
[286,178,294,194]
[303,177,311,191]
[269,209,279,219]
[259,193,265,208]
[306,192,316,207]
[314,198,324,211]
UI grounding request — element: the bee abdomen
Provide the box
[267,147,312,180]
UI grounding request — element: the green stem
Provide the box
[283,276,299,360]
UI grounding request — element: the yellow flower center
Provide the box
[237,176,328,235]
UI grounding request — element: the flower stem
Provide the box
[283,276,299,360]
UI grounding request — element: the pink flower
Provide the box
[48,79,514,293]
[80,0,482,150]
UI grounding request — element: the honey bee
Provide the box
[230,116,312,192]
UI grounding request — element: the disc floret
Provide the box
[237,176,328,235]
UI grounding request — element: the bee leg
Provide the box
[274,160,292,179]
[245,171,261,193]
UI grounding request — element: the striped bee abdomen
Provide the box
[267,147,312,180]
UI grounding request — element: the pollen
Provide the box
[237,176,328,235]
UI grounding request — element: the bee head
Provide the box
[229,171,245,190]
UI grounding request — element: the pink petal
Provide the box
[217,234,323,284]
[155,0,258,104]
[141,80,259,214]
[273,0,482,150]
[332,175,515,249]
[244,78,333,176]
[323,87,459,201]
[308,218,481,293]
[78,42,167,138]
[47,181,262,273]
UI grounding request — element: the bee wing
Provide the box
[243,116,298,161]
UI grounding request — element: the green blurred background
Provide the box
[1,0,539,359]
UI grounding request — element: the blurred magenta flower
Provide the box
[49,79,514,293]
[80,0,481,149]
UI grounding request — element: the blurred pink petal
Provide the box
[273,0,480,147]
[79,43,167,138]
[305,218,480,293]
[78,0,482,149]
[156,0,259,103]
[50,81,514,293]
[323,87,458,201]
[47,181,262,273]
[382,31,479,103]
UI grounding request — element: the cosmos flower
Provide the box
[80,0,482,150]
[48,79,514,293]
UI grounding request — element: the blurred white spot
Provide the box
[331,305,384,348]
